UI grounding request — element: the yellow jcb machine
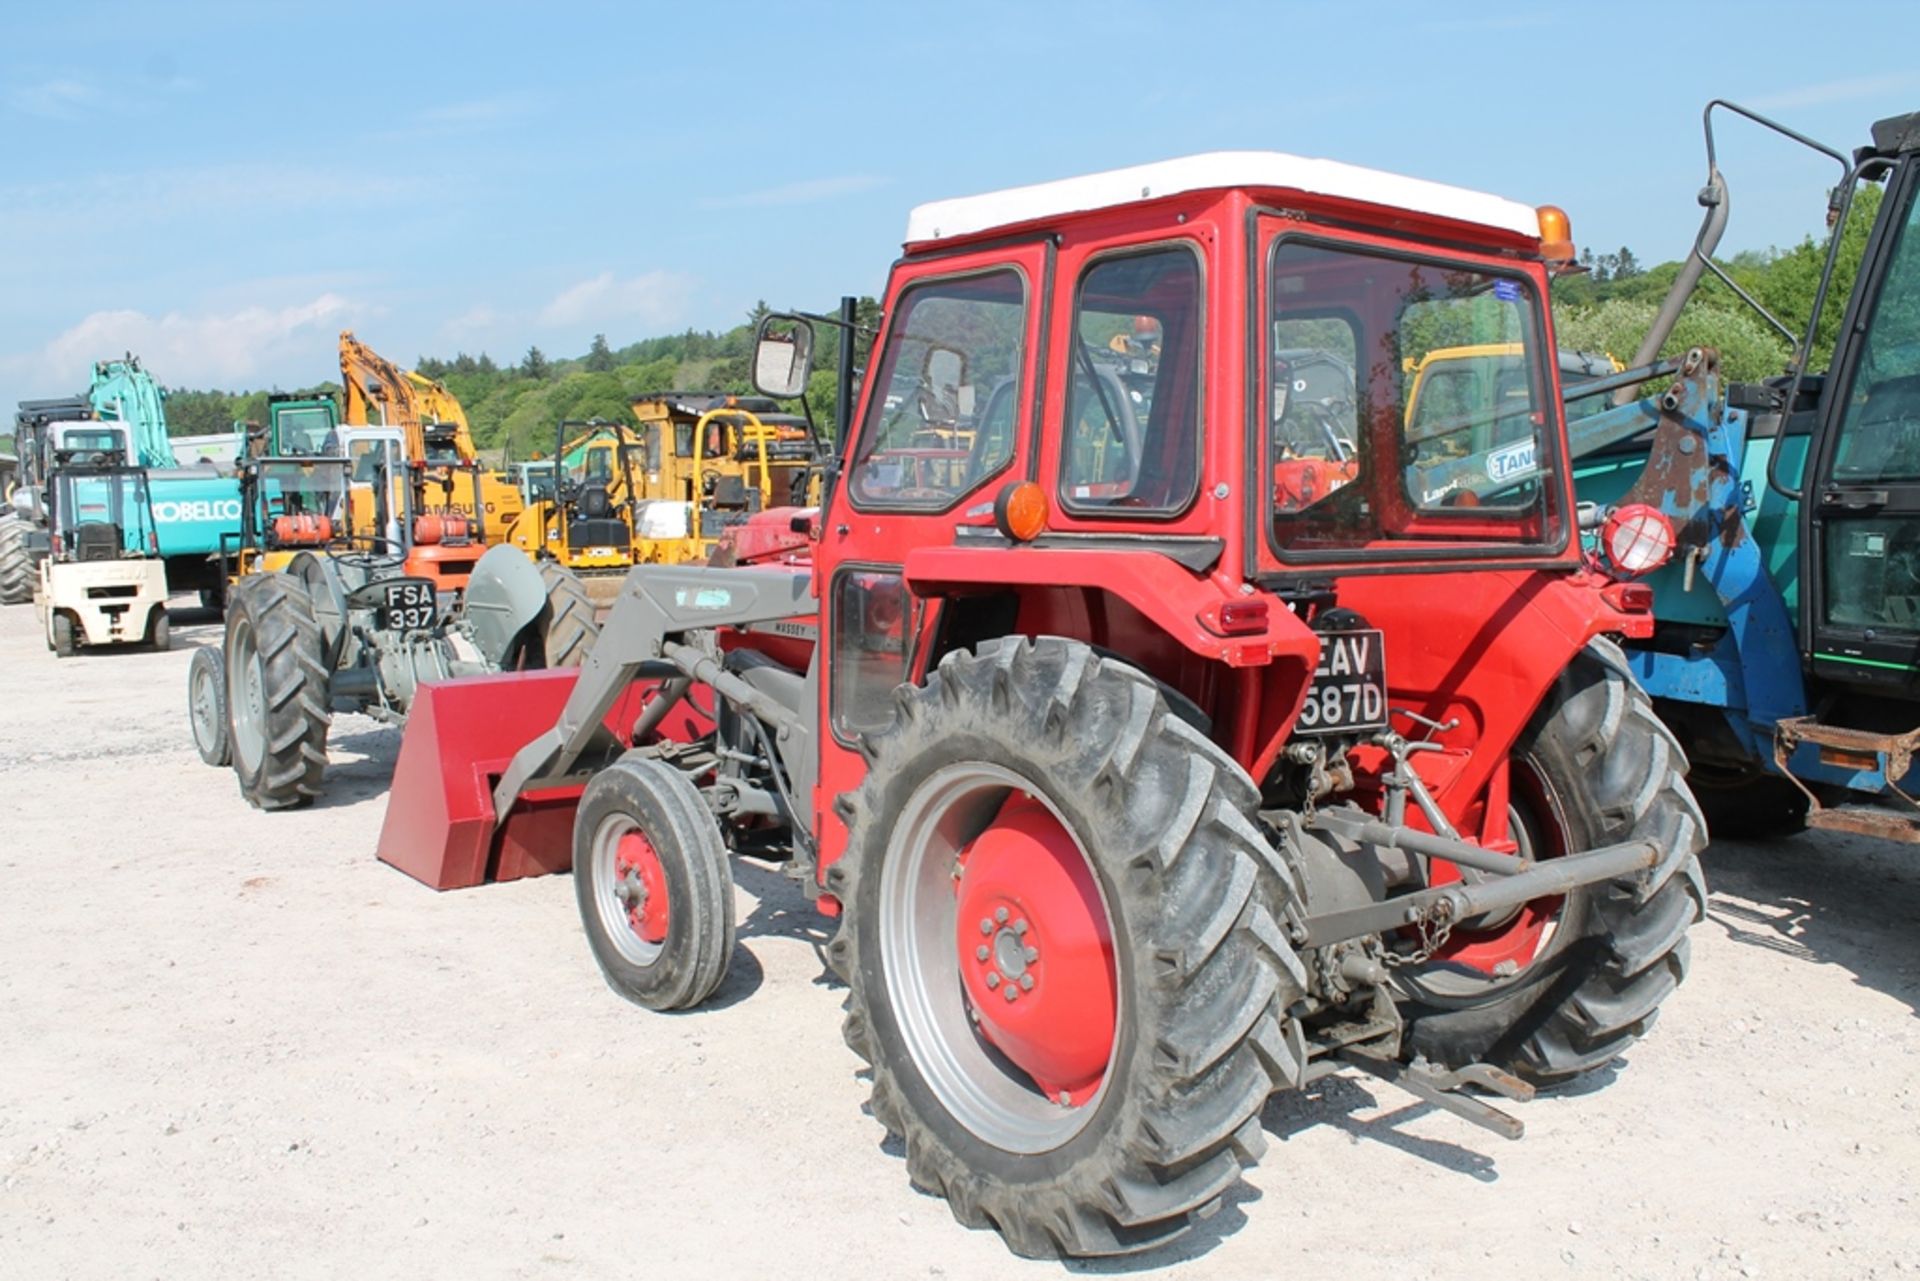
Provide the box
[499,418,654,602]
[628,392,823,561]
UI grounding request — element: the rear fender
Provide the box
[1334,568,1652,834]
[902,545,1319,671]
[285,552,349,667]
[461,544,551,668]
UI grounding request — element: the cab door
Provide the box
[1803,159,1920,688]
[813,237,1052,852]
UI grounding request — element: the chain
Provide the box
[1381,900,1456,969]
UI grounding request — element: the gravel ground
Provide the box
[3,598,1918,1280]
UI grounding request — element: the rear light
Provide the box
[1602,581,1654,614]
[1217,599,1269,635]
[1602,504,1676,577]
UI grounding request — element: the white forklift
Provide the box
[36,444,170,656]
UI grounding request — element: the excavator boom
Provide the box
[338,331,478,464]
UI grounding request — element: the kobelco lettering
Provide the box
[151,499,244,523]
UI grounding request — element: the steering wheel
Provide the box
[325,533,407,574]
[1275,401,1353,462]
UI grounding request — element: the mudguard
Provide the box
[462,544,553,669]
[286,552,351,667]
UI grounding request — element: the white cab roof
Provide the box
[905,150,1540,245]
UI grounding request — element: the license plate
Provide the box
[379,580,436,631]
[1295,629,1388,736]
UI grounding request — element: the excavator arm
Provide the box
[338,331,477,464]
[87,356,173,468]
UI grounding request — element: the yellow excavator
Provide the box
[336,331,525,538]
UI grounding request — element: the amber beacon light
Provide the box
[1537,204,1576,268]
[994,481,1050,542]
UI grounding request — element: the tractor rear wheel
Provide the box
[538,561,598,668]
[188,646,231,767]
[225,573,331,810]
[831,637,1307,1258]
[1398,638,1707,1085]
[0,517,30,606]
[573,753,735,1010]
[50,612,75,657]
[148,608,171,653]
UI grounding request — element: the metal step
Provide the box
[1804,804,1920,843]
[1771,716,1920,843]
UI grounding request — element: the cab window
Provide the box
[1061,246,1202,514]
[849,269,1024,509]
[1268,238,1561,557]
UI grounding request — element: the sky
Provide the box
[2,0,1916,412]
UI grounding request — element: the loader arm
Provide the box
[489,565,817,819]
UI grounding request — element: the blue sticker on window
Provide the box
[1493,280,1521,302]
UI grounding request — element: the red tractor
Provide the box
[380,153,1706,1257]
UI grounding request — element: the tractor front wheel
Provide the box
[0,517,30,606]
[148,608,171,653]
[1398,638,1707,1085]
[50,612,75,657]
[573,753,734,1010]
[225,574,331,810]
[188,646,231,767]
[832,637,1307,1258]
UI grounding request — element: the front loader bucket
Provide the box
[377,668,665,890]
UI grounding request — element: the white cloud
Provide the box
[441,305,502,342]
[4,294,364,390]
[1749,72,1920,111]
[6,69,198,121]
[538,271,697,330]
[417,95,533,126]
[8,78,101,120]
[697,175,888,210]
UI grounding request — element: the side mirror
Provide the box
[753,315,816,399]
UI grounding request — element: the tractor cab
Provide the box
[1801,113,1920,688]
[266,394,343,458]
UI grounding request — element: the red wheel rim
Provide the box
[1432,762,1565,975]
[614,830,670,945]
[952,795,1115,1105]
